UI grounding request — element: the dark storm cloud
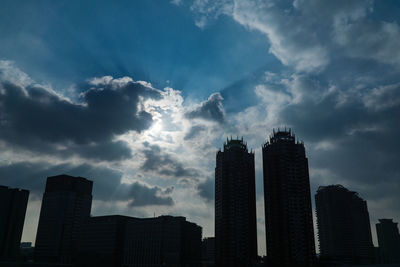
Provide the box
[185,93,225,123]
[126,182,174,207]
[0,76,161,161]
[197,177,214,202]
[0,161,174,207]
[141,142,199,179]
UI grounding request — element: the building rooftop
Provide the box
[378,218,396,224]
[222,137,252,153]
[264,128,303,146]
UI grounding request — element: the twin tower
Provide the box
[215,129,315,267]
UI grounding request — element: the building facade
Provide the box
[0,186,29,260]
[78,215,202,267]
[35,174,93,263]
[262,130,315,267]
[77,215,128,267]
[201,237,215,267]
[215,138,257,267]
[315,185,374,264]
[123,215,201,267]
[376,219,400,264]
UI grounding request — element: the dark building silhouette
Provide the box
[215,138,257,267]
[0,186,29,261]
[124,215,201,267]
[35,174,93,264]
[78,215,201,267]
[315,185,374,264]
[201,237,215,267]
[77,215,128,267]
[376,219,400,264]
[262,130,315,267]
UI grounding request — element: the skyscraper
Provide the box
[0,186,29,260]
[315,185,374,264]
[35,174,93,263]
[376,219,400,263]
[262,129,315,267]
[215,138,257,267]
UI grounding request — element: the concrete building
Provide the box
[201,237,215,267]
[262,129,315,267]
[215,138,257,267]
[315,185,374,264]
[0,186,29,261]
[376,219,400,264]
[77,215,128,267]
[123,215,201,267]
[77,215,202,267]
[35,175,93,263]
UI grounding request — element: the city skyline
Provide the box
[0,133,399,266]
[1,0,400,257]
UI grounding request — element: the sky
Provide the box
[1,0,400,256]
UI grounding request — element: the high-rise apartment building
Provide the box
[0,186,29,260]
[376,219,400,264]
[215,138,257,267]
[35,174,93,263]
[315,185,374,264]
[262,130,315,267]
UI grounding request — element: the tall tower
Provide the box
[262,129,315,267]
[376,219,400,264]
[215,138,257,267]
[0,186,29,260]
[315,185,374,264]
[35,174,93,263]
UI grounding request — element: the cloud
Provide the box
[189,0,400,73]
[140,142,199,179]
[185,92,225,123]
[197,177,214,202]
[334,20,400,68]
[0,161,174,207]
[233,70,400,223]
[0,63,163,161]
[184,125,207,140]
[125,182,174,207]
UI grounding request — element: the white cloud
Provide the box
[188,0,400,72]
[334,20,400,68]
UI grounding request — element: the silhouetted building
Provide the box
[124,215,201,267]
[35,175,93,264]
[20,242,34,262]
[315,185,374,264]
[215,138,257,267]
[77,215,201,267]
[77,215,128,267]
[0,186,29,261]
[201,237,215,267]
[262,130,315,267]
[376,219,400,264]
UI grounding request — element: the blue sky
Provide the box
[1,0,400,256]
[0,0,277,100]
